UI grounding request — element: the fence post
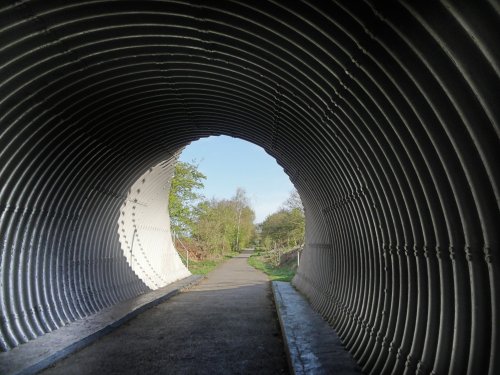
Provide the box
[175,232,190,270]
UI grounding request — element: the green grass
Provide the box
[188,259,220,275]
[247,251,296,282]
[187,252,238,275]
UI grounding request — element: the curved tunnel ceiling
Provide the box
[0,1,499,374]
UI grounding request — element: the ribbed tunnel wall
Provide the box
[117,155,190,289]
[0,1,498,374]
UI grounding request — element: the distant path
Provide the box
[42,250,289,375]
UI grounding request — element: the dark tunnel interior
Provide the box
[0,1,499,374]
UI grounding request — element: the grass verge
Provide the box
[187,252,238,275]
[248,251,296,282]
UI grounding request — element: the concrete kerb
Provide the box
[0,275,204,375]
[272,282,297,375]
[272,281,362,375]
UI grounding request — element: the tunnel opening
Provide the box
[0,1,498,374]
[118,134,304,288]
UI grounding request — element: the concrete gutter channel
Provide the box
[0,275,203,375]
[272,281,362,375]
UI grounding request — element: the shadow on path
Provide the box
[42,250,289,375]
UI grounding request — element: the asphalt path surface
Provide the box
[42,250,289,375]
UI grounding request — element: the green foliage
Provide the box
[193,188,256,255]
[259,190,305,250]
[168,160,257,258]
[247,251,296,282]
[169,161,206,236]
[189,259,219,275]
[187,252,238,275]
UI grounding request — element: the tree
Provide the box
[193,188,255,255]
[283,189,304,214]
[233,187,251,250]
[168,161,206,236]
[260,189,305,250]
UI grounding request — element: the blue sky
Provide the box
[179,136,295,223]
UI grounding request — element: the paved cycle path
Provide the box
[42,250,289,375]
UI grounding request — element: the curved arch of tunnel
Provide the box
[0,2,498,375]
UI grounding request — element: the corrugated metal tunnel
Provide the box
[0,1,499,374]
